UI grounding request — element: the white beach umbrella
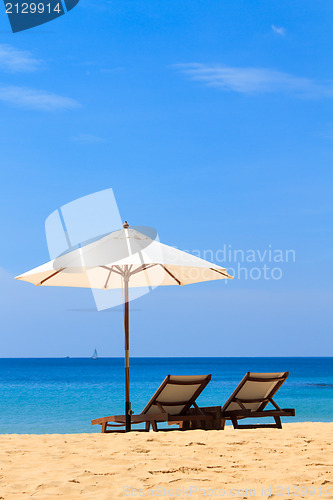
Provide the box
[16,222,233,431]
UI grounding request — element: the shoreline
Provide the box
[0,420,331,435]
[0,423,332,499]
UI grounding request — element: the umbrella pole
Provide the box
[124,268,131,432]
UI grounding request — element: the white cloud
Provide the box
[0,85,81,111]
[0,44,41,73]
[175,63,333,98]
[71,133,106,144]
[272,25,286,36]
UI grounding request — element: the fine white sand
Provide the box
[0,423,332,499]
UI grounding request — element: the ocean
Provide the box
[0,357,332,434]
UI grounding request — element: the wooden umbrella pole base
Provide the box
[125,402,131,432]
[124,262,131,432]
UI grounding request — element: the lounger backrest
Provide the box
[222,372,288,413]
[141,374,211,415]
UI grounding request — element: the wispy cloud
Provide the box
[71,133,106,144]
[0,85,81,111]
[0,44,41,73]
[272,25,286,36]
[175,63,333,98]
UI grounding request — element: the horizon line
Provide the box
[0,356,332,359]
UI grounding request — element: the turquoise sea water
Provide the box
[0,357,332,434]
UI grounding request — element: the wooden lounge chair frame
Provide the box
[221,372,295,429]
[91,374,213,433]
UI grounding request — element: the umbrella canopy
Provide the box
[16,222,233,431]
[16,225,232,289]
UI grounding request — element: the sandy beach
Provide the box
[0,423,332,499]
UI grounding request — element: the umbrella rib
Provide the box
[210,268,230,278]
[129,263,158,276]
[37,267,66,286]
[104,268,112,289]
[160,264,182,285]
[129,264,144,276]
[114,265,124,275]
[100,265,123,277]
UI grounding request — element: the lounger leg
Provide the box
[231,416,239,429]
[221,419,226,430]
[151,420,158,432]
[101,422,107,433]
[145,422,150,432]
[274,416,282,429]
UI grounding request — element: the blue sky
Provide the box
[0,0,332,356]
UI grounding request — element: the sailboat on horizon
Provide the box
[91,348,99,360]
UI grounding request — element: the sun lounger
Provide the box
[91,374,213,432]
[221,372,295,429]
